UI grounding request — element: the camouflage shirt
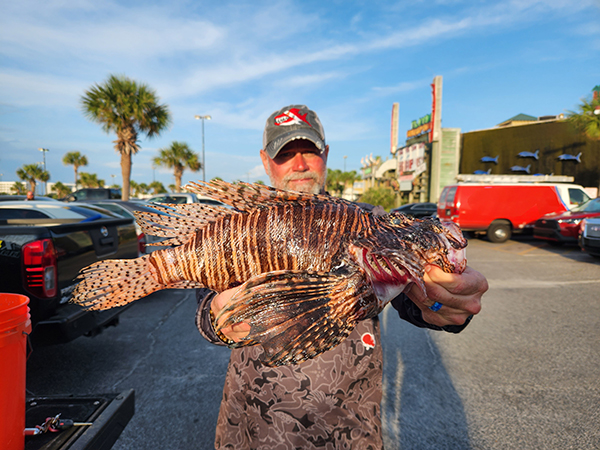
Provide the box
[196,288,467,450]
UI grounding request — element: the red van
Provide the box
[437,183,590,243]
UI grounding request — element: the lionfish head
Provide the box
[349,213,467,302]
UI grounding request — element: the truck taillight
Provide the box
[22,239,57,298]
[138,232,146,255]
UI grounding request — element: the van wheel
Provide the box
[487,221,511,243]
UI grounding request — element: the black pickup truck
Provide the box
[1,200,138,449]
[0,200,138,346]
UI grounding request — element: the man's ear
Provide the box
[260,149,270,176]
[322,145,329,162]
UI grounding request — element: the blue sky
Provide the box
[1,0,599,191]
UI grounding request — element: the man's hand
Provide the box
[211,287,251,342]
[406,265,487,328]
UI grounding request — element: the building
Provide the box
[461,115,600,191]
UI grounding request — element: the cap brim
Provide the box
[265,129,325,159]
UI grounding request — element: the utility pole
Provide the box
[39,148,49,195]
[194,115,212,182]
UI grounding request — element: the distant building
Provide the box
[461,114,600,189]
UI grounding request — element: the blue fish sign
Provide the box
[474,169,492,175]
[511,164,531,174]
[517,149,539,160]
[480,155,499,164]
[557,152,581,163]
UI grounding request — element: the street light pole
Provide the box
[39,148,49,195]
[194,115,212,182]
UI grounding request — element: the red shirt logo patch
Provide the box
[361,332,375,350]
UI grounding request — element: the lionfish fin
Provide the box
[184,180,350,212]
[215,269,372,366]
[134,202,233,247]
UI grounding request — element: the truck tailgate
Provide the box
[25,389,134,450]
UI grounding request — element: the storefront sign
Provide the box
[397,142,427,175]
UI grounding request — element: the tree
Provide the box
[52,181,72,198]
[62,151,88,190]
[79,172,104,188]
[326,169,344,195]
[133,183,149,197]
[568,95,600,189]
[11,182,26,194]
[153,141,201,193]
[81,74,171,200]
[16,163,50,194]
[359,187,396,211]
[568,96,600,141]
[148,181,167,194]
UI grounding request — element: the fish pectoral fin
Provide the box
[215,270,372,366]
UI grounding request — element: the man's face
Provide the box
[260,140,329,194]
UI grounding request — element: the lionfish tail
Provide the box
[70,255,163,311]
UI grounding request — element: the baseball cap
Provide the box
[263,105,326,159]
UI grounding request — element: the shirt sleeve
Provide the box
[390,293,472,334]
[195,288,229,346]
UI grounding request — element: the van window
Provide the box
[438,188,448,205]
[568,188,590,205]
[446,187,457,205]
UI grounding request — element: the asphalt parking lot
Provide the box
[26,235,600,449]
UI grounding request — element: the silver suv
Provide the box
[147,193,225,206]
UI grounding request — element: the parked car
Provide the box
[533,197,600,244]
[73,199,169,255]
[63,187,122,202]
[391,202,437,218]
[147,192,226,207]
[0,200,138,346]
[438,182,590,243]
[0,195,58,201]
[579,216,600,258]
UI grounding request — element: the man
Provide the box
[196,104,487,449]
[26,191,35,200]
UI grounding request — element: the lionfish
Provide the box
[71,181,467,366]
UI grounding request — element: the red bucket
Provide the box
[0,293,31,450]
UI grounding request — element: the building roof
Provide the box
[497,113,537,127]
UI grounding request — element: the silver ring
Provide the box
[429,301,443,312]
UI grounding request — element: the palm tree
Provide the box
[134,183,149,197]
[52,181,72,198]
[149,181,167,194]
[568,95,600,189]
[79,172,104,188]
[326,169,344,195]
[153,141,201,192]
[80,74,171,200]
[62,151,88,190]
[16,163,50,194]
[568,96,600,141]
[11,182,26,194]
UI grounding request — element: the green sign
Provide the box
[411,114,431,130]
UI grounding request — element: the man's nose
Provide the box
[291,153,309,171]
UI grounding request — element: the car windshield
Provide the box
[580,198,600,213]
